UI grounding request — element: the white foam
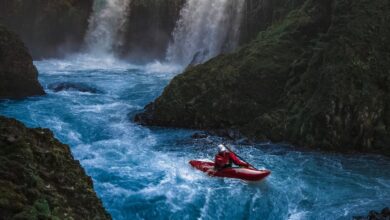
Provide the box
[198,188,212,220]
[100,182,134,197]
[74,102,133,114]
[288,211,308,220]
[35,54,138,73]
[143,61,183,75]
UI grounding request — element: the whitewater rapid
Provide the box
[0,58,389,220]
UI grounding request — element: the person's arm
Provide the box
[229,152,249,167]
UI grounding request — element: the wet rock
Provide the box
[189,50,210,66]
[191,132,209,139]
[208,129,243,140]
[48,82,100,93]
[0,25,45,99]
[382,208,390,216]
[354,207,390,220]
[135,0,390,156]
[0,116,111,219]
[134,102,159,125]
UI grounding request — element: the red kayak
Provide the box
[189,160,271,181]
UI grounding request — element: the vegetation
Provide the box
[0,116,111,219]
[136,0,390,156]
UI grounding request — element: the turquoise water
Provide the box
[0,57,389,220]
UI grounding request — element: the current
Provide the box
[0,57,389,220]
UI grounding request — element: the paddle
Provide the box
[224,145,256,169]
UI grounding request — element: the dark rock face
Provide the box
[240,0,306,44]
[191,132,209,139]
[121,0,185,61]
[0,0,93,59]
[0,25,45,99]
[136,0,390,156]
[123,0,300,61]
[353,207,390,220]
[122,0,296,61]
[0,116,111,219]
[48,82,100,94]
[0,0,275,61]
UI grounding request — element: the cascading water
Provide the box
[166,0,245,66]
[2,1,389,220]
[85,0,131,55]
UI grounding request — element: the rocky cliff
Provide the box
[122,0,185,61]
[0,0,93,59]
[0,116,111,219]
[122,0,282,61]
[136,0,390,156]
[0,25,45,99]
[0,0,185,60]
[0,0,273,61]
[240,0,305,44]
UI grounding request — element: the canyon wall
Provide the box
[136,0,390,156]
[0,0,273,61]
[122,0,185,61]
[0,0,94,59]
[0,116,111,219]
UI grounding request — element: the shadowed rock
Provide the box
[353,207,390,220]
[0,116,111,219]
[48,82,100,94]
[0,25,45,99]
[0,0,93,58]
[135,0,390,156]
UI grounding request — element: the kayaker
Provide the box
[214,144,250,169]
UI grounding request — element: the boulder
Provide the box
[48,82,100,94]
[0,25,45,99]
[0,116,111,219]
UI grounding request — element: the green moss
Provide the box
[0,116,111,219]
[33,199,51,217]
[137,0,390,155]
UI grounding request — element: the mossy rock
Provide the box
[136,0,390,156]
[0,116,111,219]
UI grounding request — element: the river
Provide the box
[0,56,389,220]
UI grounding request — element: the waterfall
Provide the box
[166,0,245,66]
[85,0,131,56]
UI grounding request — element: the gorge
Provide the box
[0,0,389,219]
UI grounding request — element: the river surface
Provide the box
[0,57,389,220]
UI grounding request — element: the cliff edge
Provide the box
[136,0,390,156]
[0,116,111,219]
